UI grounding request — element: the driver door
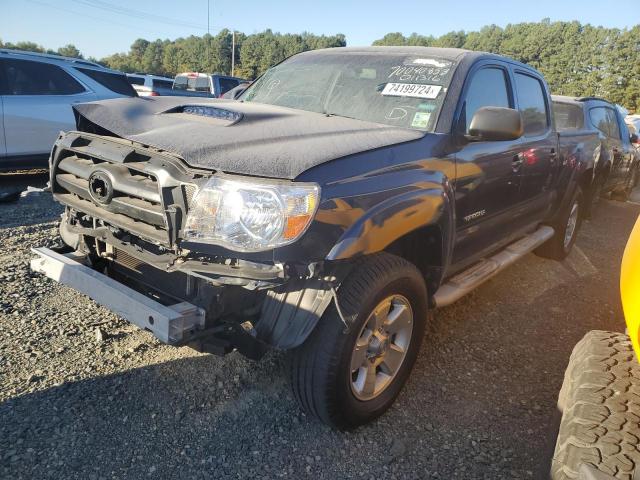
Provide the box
[452,63,523,266]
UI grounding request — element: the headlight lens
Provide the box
[183,175,319,252]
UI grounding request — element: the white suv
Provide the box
[0,49,137,171]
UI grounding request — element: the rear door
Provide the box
[452,62,523,264]
[606,107,628,187]
[1,58,95,160]
[512,70,558,222]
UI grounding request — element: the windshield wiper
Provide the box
[323,112,358,121]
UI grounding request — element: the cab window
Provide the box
[589,107,609,136]
[605,108,621,141]
[514,72,548,136]
[461,67,510,133]
[218,78,240,95]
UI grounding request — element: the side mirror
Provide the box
[468,106,524,141]
[631,133,639,144]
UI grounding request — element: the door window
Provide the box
[553,102,584,131]
[3,59,85,95]
[514,72,548,136]
[605,108,621,141]
[152,79,173,89]
[462,67,510,133]
[75,68,137,96]
[127,76,145,85]
[218,78,240,95]
[589,107,609,136]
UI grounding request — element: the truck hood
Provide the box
[73,97,424,179]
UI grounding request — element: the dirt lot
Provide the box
[1,176,639,480]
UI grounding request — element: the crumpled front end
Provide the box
[35,131,340,358]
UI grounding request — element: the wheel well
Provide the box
[384,224,444,295]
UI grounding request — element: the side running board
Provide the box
[433,225,554,308]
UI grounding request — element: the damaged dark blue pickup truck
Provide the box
[31,47,619,429]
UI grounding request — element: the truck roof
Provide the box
[300,46,534,70]
[552,94,613,106]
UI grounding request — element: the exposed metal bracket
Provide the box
[30,247,205,344]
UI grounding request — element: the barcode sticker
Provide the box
[381,83,442,99]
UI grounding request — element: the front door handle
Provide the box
[512,154,524,172]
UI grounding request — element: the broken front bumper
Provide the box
[30,247,206,344]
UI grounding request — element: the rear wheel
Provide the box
[289,253,428,429]
[535,187,583,261]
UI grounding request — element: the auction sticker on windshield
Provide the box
[382,83,442,99]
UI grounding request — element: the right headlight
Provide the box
[182,175,320,252]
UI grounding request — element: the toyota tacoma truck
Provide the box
[32,47,590,429]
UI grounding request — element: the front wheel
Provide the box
[289,253,428,429]
[535,187,583,261]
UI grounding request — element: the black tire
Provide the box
[535,187,583,261]
[289,253,428,429]
[551,331,640,480]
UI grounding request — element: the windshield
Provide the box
[241,52,457,131]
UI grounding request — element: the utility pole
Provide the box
[231,30,235,77]
[206,0,210,72]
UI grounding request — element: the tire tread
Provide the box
[551,330,640,480]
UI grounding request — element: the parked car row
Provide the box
[552,95,639,216]
[170,72,249,98]
[0,48,250,170]
[124,72,249,98]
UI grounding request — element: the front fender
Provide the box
[326,184,453,261]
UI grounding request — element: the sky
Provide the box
[1,0,639,59]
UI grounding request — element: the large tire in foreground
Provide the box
[551,331,640,480]
[535,187,583,261]
[290,253,428,429]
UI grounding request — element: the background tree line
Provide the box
[97,29,346,80]
[373,19,640,111]
[1,19,638,110]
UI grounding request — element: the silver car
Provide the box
[0,49,137,170]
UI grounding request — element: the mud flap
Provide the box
[256,278,333,350]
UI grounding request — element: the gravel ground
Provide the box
[1,180,639,480]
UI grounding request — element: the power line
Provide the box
[71,0,226,32]
[24,0,162,36]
